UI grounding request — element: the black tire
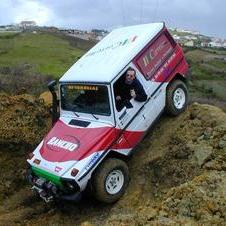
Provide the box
[92,158,129,203]
[165,80,188,116]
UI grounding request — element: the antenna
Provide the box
[121,0,126,26]
[153,0,160,22]
[140,0,144,24]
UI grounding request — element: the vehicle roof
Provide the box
[60,23,164,83]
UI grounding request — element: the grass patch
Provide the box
[208,60,226,71]
[0,32,20,39]
[190,63,216,80]
[0,32,85,77]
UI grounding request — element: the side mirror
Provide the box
[47,80,59,126]
[48,80,57,92]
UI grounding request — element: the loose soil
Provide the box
[0,94,226,225]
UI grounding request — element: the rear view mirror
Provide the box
[48,80,57,92]
[47,80,59,126]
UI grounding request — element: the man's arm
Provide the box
[134,80,147,102]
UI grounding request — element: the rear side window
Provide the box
[136,33,174,80]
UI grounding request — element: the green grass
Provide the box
[185,48,226,80]
[202,48,226,55]
[0,32,85,77]
[185,47,226,106]
[0,32,20,38]
[191,80,226,101]
[208,60,226,70]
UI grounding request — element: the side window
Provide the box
[113,67,147,112]
[135,33,174,80]
[113,72,132,112]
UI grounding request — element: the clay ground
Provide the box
[0,94,226,225]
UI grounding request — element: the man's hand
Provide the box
[130,89,136,99]
[116,96,121,101]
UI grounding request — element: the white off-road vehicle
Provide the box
[27,23,189,203]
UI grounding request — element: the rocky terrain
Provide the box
[0,94,226,225]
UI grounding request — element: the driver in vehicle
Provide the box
[115,67,147,111]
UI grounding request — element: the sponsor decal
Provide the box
[68,85,99,91]
[47,136,80,152]
[151,53,176,81]
[86,35,138,57]
[54,166,63,173]
[84,152,100,171]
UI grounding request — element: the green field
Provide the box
[185,48,226,108]
[0,31,225,109]
[0,31,84,77]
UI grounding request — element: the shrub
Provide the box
[0,64,53,95]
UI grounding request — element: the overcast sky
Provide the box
[0,0,226,38]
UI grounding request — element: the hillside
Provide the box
[0,32,87,77]
[0,31,226,225]
[0,94,226,225]
[0,32,94,95]
[184,48,226,111]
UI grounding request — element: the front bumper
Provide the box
[27,168,82,203]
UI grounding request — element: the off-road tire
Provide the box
[92,158,129,203]
[165,79,188,116]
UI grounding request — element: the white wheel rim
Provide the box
[173,88,186,109]
[105,170,124,195]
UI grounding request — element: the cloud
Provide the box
[0,0,53,25]
[0,0,225,38]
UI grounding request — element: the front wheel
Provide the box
[92,158,129,203]
[165,80,188,116]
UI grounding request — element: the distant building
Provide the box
[184,35,197,40]
[223,42,226,48]
[0,25,6,31]
[184,40,195,47]
[175,28,199,35]
[19,21,36,30]
[200,41,210,48]
[0,24,20,32]
[172,34,180,41]
[209,41,223,48]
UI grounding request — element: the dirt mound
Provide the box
[0,94,51,202]
[0,98,226,225]
[0,93,51,146]
[39,91,52,106]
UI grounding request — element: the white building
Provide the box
[19,21,36,29]
[184,40,195,47]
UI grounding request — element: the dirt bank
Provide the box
[0,94,226,225]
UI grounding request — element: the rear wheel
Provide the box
[165,80,188,116]
[92,158,129,203]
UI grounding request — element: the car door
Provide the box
[112,67,149,147]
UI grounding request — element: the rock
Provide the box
[203,160,221,170]
[218,140,225,149]
[175,149,189,159]
[159,210,168,217]
[193,144,213,167]
[203,127,213,140]
[80,221,93,226]
[197,135,204,141]
[147,209,157,220]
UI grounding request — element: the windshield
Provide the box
[60,84,111,116]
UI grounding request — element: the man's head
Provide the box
[125,67,136,84]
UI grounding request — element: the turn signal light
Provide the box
[71,168,79,177]
[28,153,34,160]
[33,159,41,165]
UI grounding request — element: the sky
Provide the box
[0,0,226,39]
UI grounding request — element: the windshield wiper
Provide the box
[73,112,80,117]
[91,112,99,120]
